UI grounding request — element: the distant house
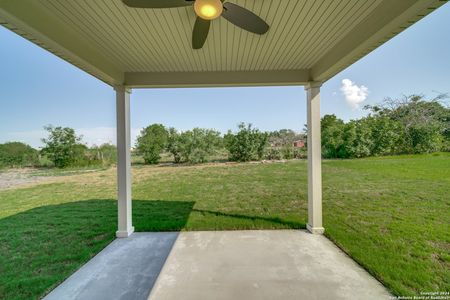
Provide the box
[293,140,305,148]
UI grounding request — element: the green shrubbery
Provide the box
[265,148,282,160]
[40,126,84,168]
[136,124,168,164]
[136,125,222,164]
[224,123,268,162]
[0,142,39,168]
[134,122,302,164]
[167,127,222,164]
[135,122,304,164]
[39,126,116,168]
[89,143,117,165]
[320,94,450,158]
[0,131,117,169]
[1,93,447,169]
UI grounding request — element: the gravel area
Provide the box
[0,169,50,190]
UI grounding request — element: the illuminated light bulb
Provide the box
[194,0,223,20]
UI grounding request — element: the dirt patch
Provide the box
[0,168,109,190]
[0,169,50,190]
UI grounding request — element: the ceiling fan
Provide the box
[122,0,270,49]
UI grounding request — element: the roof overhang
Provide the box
[0,0,447,88]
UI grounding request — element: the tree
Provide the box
[321,114,345,158]
[41,125,84,168]
[0,142,39,168]
[365,94,449,153]
[335,119,374,159]
[136,124,168,164]
[317,94,450,159]
[167,128,222,164]
[224,123,268,162]
[367,116,403,156]
[268,129,302,147]
[166,127,183,163]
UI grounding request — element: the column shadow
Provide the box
[0,199,304,299]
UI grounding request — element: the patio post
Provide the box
[305,82,324,234]
[115,86,134,238]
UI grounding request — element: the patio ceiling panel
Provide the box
[0,0,447,87]
[36,0,385,73]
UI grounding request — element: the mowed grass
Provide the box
[0,154,449,299]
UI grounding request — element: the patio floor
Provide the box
[44,230,391,300]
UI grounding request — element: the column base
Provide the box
[307,224,325,234]
[116,226,135,238]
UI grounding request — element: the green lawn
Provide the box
[0,154,449,299]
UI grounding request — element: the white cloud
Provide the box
[4,127,141,149]
[340,79,369,109]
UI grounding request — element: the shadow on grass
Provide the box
[0,199,303,299]
[0,199,193,300]
[191,208,305,229]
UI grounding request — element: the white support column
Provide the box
[115,86,134,238]
[305,82,324,234]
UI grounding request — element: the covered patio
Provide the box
[0,0,445,298]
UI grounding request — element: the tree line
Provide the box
[0,124,304,168]
[135,123,306,165]
[0,94,448,169]
[321,94,449,158]
[0,126,117,169]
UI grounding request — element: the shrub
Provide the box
[268,129,302,148]
[87,143,117,166]
[224,123,268,162]
[321,114,345,158]
[365,94,450,154]
[41,125,84,168]
[265,148,282,160]
[168,128,222,164]
[167,127,183,163]
[281,146,294,159]
[293,148,307,159]
[136,124,168,164]
[344,120,373,158]
[0,142,39,168]
[367,116,403,156]
[97,143,117,165]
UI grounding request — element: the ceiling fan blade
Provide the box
[192,17,211,49]
[222,2,269,35]
[122,0,193,8]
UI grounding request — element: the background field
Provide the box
[0,153,449,299]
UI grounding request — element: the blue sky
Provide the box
[0,3,449,148]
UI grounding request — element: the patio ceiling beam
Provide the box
[0,0,124,86]
[310,0,444,82]
[124,70,310,88]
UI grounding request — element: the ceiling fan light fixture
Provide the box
[121,0,269,50]
[194,0,223,20]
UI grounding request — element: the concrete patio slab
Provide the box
[44,230,391,300]
[149,230,391,300]
[44,232,178,300]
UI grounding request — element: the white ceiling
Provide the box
[40,0,383,72]
[0,0,446,87]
